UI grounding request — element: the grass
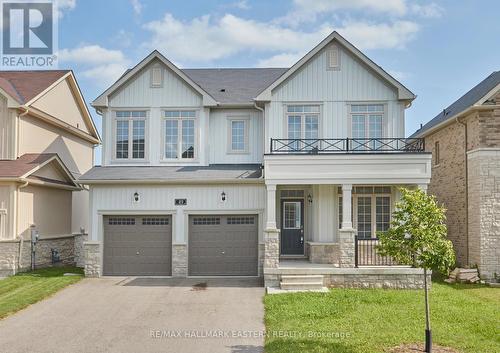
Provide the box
[0,266,83,319]
[264,281,500,353]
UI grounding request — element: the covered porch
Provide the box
[262,153,432,289]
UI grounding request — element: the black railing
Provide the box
[355,237,398,266]
[270,138,424,154]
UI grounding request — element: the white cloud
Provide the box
[257,52,304,68]
[232,0,250,10]
[144,13,330,63]
[336,20,419,50]
[58,45,130,86]
[410,3,443,18]
[130,0,142,16]
[56,0,76,18]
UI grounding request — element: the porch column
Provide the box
[341,184,353,229]
[264,184,280,270]
[266,184,277,229]
[339,183,356,267]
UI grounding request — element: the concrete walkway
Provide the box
[0,277,265,353]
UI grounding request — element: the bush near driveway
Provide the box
[264,281,500,353]
[0,266,83,319]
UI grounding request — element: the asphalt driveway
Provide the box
[0,277,265,353]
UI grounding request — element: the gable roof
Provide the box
[92,50,218,108]
[255,31,415,102]
[0,153,78,188]
[0,70,69,104]
[0,70,100,142]
[182,68,288,105]
[412,71,500,138]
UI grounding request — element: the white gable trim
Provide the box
[92,51,218,108]
[255,31,415,102]
[20,155,79,189]
[475,83,500,106]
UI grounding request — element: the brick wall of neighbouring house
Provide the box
[425,121,468,265]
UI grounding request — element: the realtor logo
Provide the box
[1,0,58,68]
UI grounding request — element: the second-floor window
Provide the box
[115,111,146,160]
[286,105,320,150]
[350,104,384,150]
[228,118,248,153]
[163,110,196,160]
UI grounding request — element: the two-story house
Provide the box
[412,71,500,281]
[0,70,100,276]
[80,32,431,290]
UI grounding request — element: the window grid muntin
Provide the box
[108,217,135,225]
[231,120,246,151]
[142,217,169,225]
[163,110,196,160]
[114,111,147,160]
[227,216,255,225]
[193,217,220,225]
[350,104,385,150]
[286,105,320,151]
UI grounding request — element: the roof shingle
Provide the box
[0,153,57,178]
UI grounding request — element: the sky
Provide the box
[55,0,499,159]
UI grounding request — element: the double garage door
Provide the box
[103,214,258,276]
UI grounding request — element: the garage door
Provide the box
[103,215,172,276]
[188,215,258,276]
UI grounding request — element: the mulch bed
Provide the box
[388,343,460,353]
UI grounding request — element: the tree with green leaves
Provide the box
[377,187,455,353]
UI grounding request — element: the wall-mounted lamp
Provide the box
[307,193,313,203]
[133,192,140,203]
[221,191,226,202]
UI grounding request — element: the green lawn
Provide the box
[0,266,83,319]
[264,282,500,353]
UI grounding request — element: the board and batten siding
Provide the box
[102,60,209,166]
[265,44,406,153]
[0,96,16,160]
[209,108,263,164]
[89,184,266,244]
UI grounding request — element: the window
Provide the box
[228,118,248,153]
[283,201,301,229]
[286,105,320,150]
[114,111,147,160]
[337,186,392,239]
[434,141,440,165]
[193,217,220,225]
[108,217,135,225]
[163,111,197,160]
[350,104,384,150]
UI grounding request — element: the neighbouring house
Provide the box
[412,71,500,281]
[80,32,431,290]
[0,70,100,276]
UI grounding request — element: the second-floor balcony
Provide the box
[269,138,425,154]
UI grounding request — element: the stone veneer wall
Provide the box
[172,244,187,277]
[308,242,340,264]
[467,149,500,280]
[83,242,101,277]
[0,234,84,276]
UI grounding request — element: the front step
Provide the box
[281,275,324,284]
[279,275,326,291]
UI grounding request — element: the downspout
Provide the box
[456,115,469,266]
[16,179,29,271]
[254,102,265,180]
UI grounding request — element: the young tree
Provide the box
[377,188,455,353]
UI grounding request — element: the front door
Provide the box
[281,200,304,255]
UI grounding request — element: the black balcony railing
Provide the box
[355,237,398,266]
[269,138,424,154]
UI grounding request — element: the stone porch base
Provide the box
[264,262,430,289]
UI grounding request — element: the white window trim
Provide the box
[111,110,149,163]
[161,109,200,162]
[338,187,392,239]
[227,116,250,154]
[347,102,388,138]
[283,104,322,139]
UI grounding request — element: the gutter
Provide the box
[415,104,500,138]
[78,178,265,185]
